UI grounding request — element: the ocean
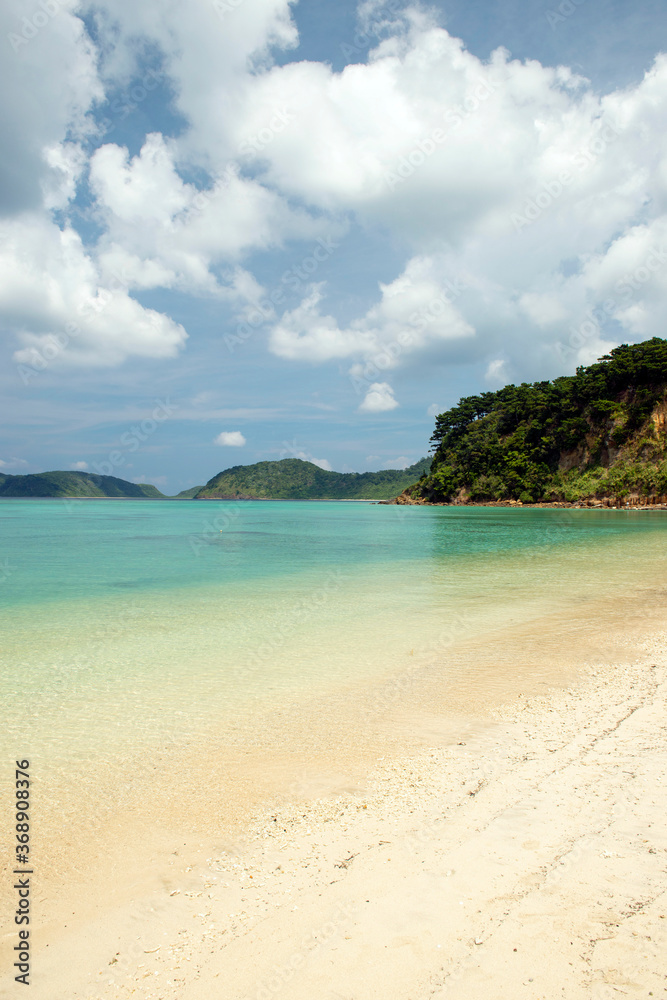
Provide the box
[1,498,666,871]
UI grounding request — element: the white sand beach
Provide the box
[10,626,666,1000]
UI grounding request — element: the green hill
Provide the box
[173,485,204,499]
[0,470,166,498]
[195,458,431,500]
[407,337,667,505]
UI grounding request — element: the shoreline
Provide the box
[5,623,666,999]
[4,495,667,506]
[384,496,667,510]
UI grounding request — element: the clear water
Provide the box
[1,498,666,781]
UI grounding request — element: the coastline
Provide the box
[384,494,667,509]
[6,621,666,999]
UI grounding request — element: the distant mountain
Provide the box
[172,485,204,499]
[0,470,166,498]
[195,458,431,500]
[406,337,667,505]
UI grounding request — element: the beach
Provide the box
[3,622,666,998]
[4,3,667,995]
[1,501,666,998]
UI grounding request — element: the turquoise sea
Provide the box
[1,499,666,858]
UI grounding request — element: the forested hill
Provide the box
[0,470,166,498]
[410,338,667,504]
[195,458,431,499]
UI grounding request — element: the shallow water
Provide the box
[1,499,666,871]
[2,499,666,747]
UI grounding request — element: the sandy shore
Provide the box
[7,628,666,1000]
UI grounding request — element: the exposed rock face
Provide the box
[411,338,667,507]
[384,490,428,505]
[383,493,667,509]
[558,444,588,473]
[652,398,667,437]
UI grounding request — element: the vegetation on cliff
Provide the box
[172,485,204,499]
[0,471,166,498]
[412,338,667,504]
[195,458,431,500]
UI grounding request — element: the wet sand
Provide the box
[2,598,666,999]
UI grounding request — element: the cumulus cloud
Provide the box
[287,449,332,470]
[3,0,667,388]
[90,136,325,297]
[0,0,315,368]
[359,382,399,413]
[215,431,246,446]
[82,0,298,162]
[2,215,188,368]
[270,256,474,368]
[275,438,332,469]
[0,1,102,216]
[241,20,667,378]
[0,457,28,469]
[70,461,89,470]
[484,359,510,385]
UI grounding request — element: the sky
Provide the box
[1,0,667,494]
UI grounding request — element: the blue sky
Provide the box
[1,0,667,493]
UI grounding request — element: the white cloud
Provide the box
[519,292,569,328]
[484,359,510,385]
[0,457,28,469]
[0,1,102,215]
[215,431,246,447]
[290,450,332,471]
[2,215,188,368]
[42,142,88,212]
[0,1,320,368]
[270,256,474,367]
[426,403,441,417]
[70,461,89,470]
[3,1,667,387]
[82,0,298,162]
[359,382,399,413]
[277,438,332,469]
[89,135,327,297]
[235,22,667,378]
